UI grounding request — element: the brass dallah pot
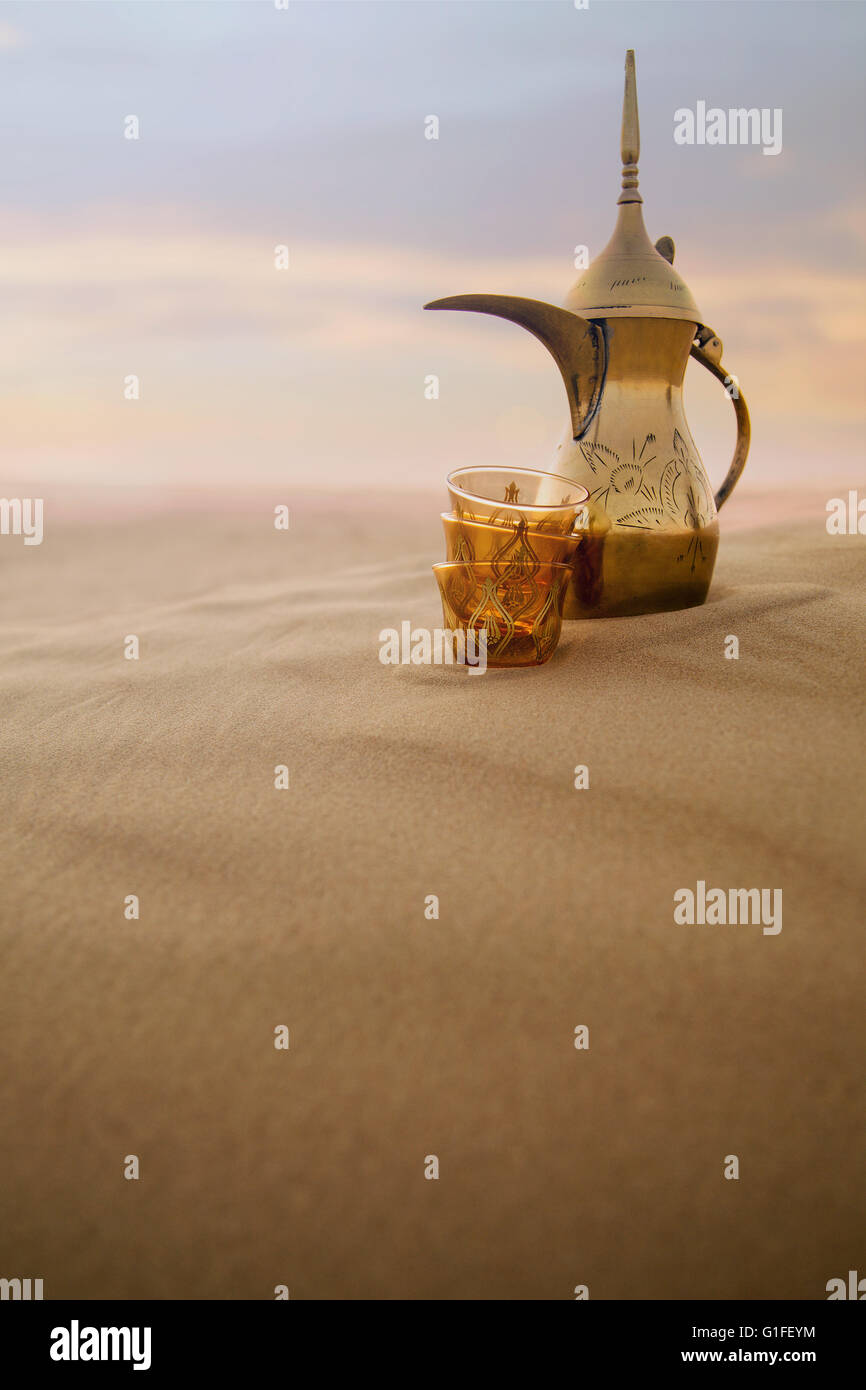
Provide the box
[425,50,750,619]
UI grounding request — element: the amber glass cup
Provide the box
[441,512,582,568]
[433,560,573,668]
[446,467,589,537]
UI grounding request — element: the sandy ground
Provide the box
[0,487,863,1299]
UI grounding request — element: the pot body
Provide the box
[554,317,719,619]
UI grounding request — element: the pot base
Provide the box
[564,520,720,619]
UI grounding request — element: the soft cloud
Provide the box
[0,21,25,51]
[0,213,863,487]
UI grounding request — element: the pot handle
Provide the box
[690,328,751,511]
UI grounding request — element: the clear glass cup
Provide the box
[446,467,589,537]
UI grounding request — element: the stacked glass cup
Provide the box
[433,468,590,668]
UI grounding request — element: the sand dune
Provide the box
[0,489,863,1299]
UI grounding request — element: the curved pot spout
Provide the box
[424,293,606,441]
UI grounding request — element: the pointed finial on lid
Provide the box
[565,47,702,321]
[618,49,641,204]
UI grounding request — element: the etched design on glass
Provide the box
[466,576,517,655]
[530,575,566,663]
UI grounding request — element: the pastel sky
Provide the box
[0,0,864,502]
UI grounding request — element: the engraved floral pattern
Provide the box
[580,429,714,561]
